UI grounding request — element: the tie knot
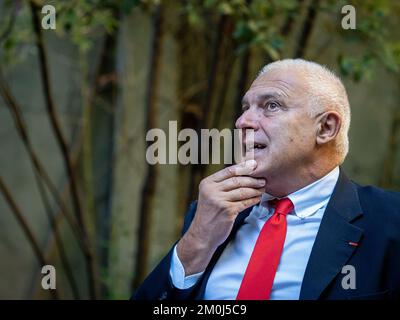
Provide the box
[269,198,293,216]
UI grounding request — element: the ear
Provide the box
[316,111,342,146]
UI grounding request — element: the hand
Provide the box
[177,160,265,275]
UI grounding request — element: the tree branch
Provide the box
[0,67,86,252]
[29,1,98,299]
[29,124,83,298]
[294,0,320,58]
[0,67,86,298]
[33,169,81,299]
[0,176,59,300]
[0,0,19,45]
[380,109,400,188]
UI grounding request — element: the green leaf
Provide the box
[262,44,280,61]
[3,37,15,50]
[122,0,141,13]
[204,0,218,9]
[338,55,353,77]
[218,2,234,15]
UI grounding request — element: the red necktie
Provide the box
[236,198,294,300]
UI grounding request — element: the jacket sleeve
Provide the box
[131,201,200,300]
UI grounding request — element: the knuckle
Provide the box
[227,167,235,176]
[232,176,240,187]
[199,179,211,195]
[246,177,256,187]
[199,178,208,189]
[239,188,245,199]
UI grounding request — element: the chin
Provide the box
[248,164,269,179]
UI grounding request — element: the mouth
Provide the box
[243,142,267,152]
[254,143,267,150]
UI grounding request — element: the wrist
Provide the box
[176,230,217,276]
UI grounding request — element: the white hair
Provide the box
[258,59,350,163]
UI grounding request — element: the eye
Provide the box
[265,101,280,112]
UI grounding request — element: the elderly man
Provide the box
[133,59,400,300]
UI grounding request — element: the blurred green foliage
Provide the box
[1,0,399,80]
[335,0,400,80]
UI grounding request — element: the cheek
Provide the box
[290,130,317,156]
[261,113,316,148]
[279,124,315,154]
[290,115,315,141]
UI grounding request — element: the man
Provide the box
[133,59,400,300]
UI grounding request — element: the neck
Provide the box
[263,162,338,198]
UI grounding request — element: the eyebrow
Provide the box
[241,93,285,106]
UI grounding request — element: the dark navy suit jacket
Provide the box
[132,170,400,300]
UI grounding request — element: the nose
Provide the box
[235,108,259,131]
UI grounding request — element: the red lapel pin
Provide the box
[348,241,359,247]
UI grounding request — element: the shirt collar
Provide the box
[258,166,340,219]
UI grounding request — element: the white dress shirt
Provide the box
[170,167,340,299]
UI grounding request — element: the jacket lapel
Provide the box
[299,169,364,300]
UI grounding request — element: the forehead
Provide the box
[242,68,309,104]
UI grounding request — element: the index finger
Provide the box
[211,160,257,182]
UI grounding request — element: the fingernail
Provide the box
[258,179,265,185]
[245,160,257,168]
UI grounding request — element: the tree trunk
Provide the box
[133,4,164,289]
[380,108,400,188]
[90,16,121,298]
[186,14,229,207]
[294,0,320,58]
